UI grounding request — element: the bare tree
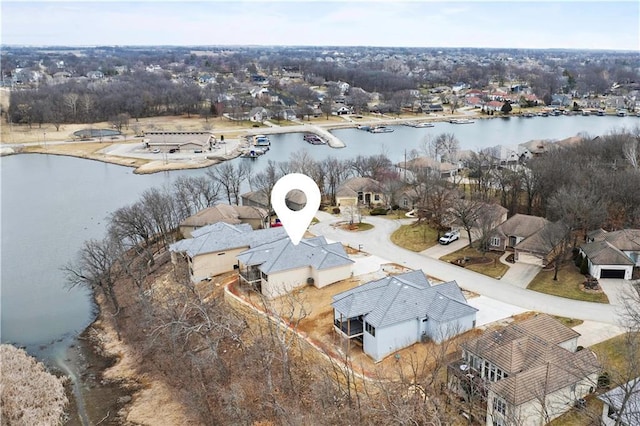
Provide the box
[207,162,252,205]
[451,197,483,248]
[172,175,221,218]
[0,344,68,425]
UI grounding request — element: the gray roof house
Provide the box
[598,377,640,426]
[169,222,286,283]
[237,236,354,299]
[332,270,477,362]
[241,189,306,213]
[580,229,640,280]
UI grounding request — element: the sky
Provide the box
[1,1,639,51]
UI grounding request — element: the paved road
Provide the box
[311,213,624,325]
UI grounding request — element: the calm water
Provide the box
[1,114,638,361]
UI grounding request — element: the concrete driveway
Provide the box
[499,259,542,288]
[310,213,624,325]
[420,233,469,258]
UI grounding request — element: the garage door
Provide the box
[599,269,626,279]
[517,253,544,266]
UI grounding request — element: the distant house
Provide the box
[580,229,640,280]
[332,105,352,115]
[332,270,477,362]
[237,236,354,299]
[335,177,384,207]
[169,223,286,283]
[428,104,444,112]
[241,189,306,212]
[144,131,215,153]
[598,377,640,426]
[396,156,459,179]
[179,204,268,238]
[488,214,550,263]
[449,314,600,426]
[249,107,270,122]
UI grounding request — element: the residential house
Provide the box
[396,156,459,180]
[169,222,286,283]
[332,105,352,115]
[488,214,553,265]
[449,314,600,426]
[249,107,270,122]
[241,189,306,212]
[335,177,384,207]
[598,377,640,426]
[332,270,477,362]
[143,131,215,152]
[178,204,268,238]
[580,229,640,280]
[237,236,353,299]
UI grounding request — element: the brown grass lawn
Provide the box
[440,247,509,279]
[527,264,609,303]
[390,222,439,252]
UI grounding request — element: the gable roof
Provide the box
[492,214,548,239]
[236,236,353,274]
[514,221,566,255]
[336,177,382,198]
[595,229,640,251]
[597,378,640,425]
[169,222,286,257]
[241,189,306,208]
[581,240,634,266]
[332,270,477,329]
[180,204,267,228]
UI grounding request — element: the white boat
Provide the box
[449,118,475,124]
[369,126,394,133]
[404,122,434,128]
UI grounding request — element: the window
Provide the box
[402,198,408,207]
[374,194,380,201]
[490,236,501,247]
[260,271,268,281]
[365,322,376,337]
[217,252,226,256]
[493,397,507,416]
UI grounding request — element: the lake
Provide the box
[1,114,638,362]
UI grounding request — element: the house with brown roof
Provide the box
[449,314,600,426]
[335,177,384,207]
[488,214,553,265]
[580,229,640,279]
[179,204,268,238]
[396,156,459,179]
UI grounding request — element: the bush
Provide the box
[391,204,400,210]
[370,207,388,216]
[580,256,589,275]
[332,207,341,214]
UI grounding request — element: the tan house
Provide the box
[237,236,354,299]
[396,156,459,179]
[169,222,286,283]
[241,189,306,212]
[449,314,600,426]
[488,214,554,265]
[144,131,216,152]
[335,177,384,207]
[179,204,268,238]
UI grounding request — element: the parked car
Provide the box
[439,230,460,245]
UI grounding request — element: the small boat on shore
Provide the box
[369,126,394,133]
[253,134,271,146]
[449,118,475,124]
[357,125,372,131]
[241,147,267,158]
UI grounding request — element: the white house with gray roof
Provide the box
[236,236,354,299]
[169,222,286,283]
[598,377,640,426]
[332,270,477,362]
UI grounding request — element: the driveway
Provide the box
[420,233,469,258]
[498,256,542,288]
[310,214,624,325]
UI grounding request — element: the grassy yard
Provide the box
[391,222,438,252]
[440,247,509,279]
[527,264,609,303]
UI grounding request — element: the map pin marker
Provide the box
[271,173,321,245]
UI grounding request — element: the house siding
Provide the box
[190,247,246,283]
[424,314,477,344]
[366,319,418,362]
[588,261,633,280]
[262,265,352,299]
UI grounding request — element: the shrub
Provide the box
[580,256,589,275]
[370,207,388,216]
[332,207,341,214]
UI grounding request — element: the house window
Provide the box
[402,198,408,207]
[260,271,268,282]
[490,237,501,247]
[493,397,507,416]
[374,194,380,201]
[218,252,226,256]
[365,322,376,337]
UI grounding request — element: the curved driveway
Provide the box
[311,213,624,325]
